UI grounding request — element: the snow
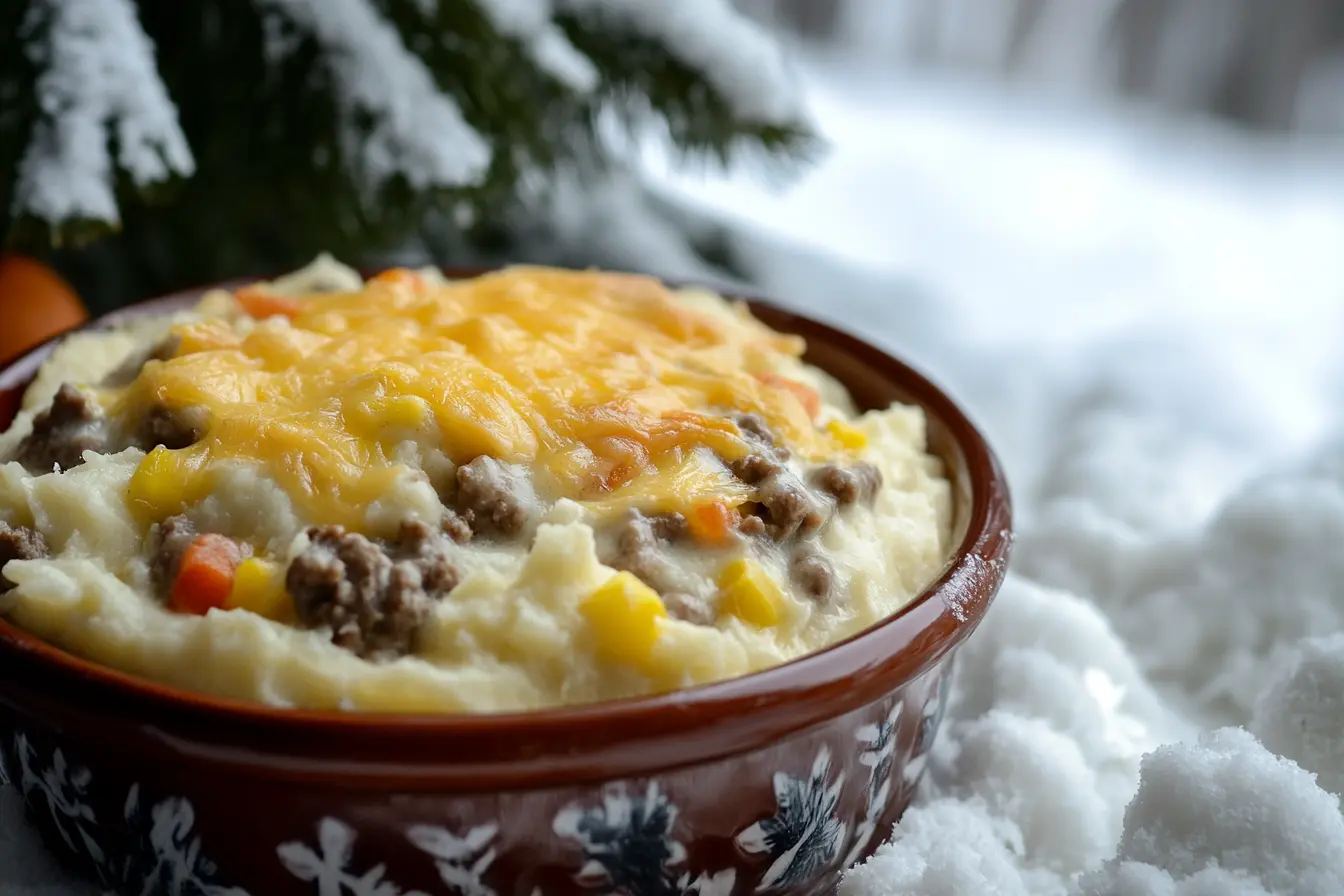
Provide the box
[473,0,600,92]
[637,56,1344,895]
[255,0,491,193]
[556,0,808,126]
[11,51,1344,896]
[11,0,194,226]
[1251,634,1344,802]
[1076,728,1344,895]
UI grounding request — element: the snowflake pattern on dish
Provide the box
[11,730,106,872]
[406,820,500,896]
[843,700,903,868]
[553,780,736,896]
[735,747,847,892]
[903,672,949,787]
[278,817,428,896]
[3,721,897,896]
[112,784,250,895]
[7,727,249,895]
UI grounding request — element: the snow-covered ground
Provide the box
[9,54,1344,895]
[645,57,1344,894]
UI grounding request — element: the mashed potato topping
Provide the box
[0,257,951,713]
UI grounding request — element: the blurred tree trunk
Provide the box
[737,0,1344,134]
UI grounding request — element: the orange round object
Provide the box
[0,254,88,361]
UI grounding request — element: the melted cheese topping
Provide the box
[104,267,855,530]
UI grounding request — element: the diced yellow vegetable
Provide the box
[826,419,868,451]
[227,557,293,622]
[716,558,783,628]
[126,446,210,521]
[581,571,668,668]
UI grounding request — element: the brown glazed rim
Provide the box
[0,267,1012,789]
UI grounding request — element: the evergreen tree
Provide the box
[0,0,816,314]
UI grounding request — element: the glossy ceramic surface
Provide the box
[0,270,1012,896]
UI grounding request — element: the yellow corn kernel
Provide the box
[227,557,293,622]
[826,419,868,451]
[127,446,209,521]
[717,558,783,628]
[581,572,668,668]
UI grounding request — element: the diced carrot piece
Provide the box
[755,372,821,419]
[687,500,739,546]
[596,437,649,492]
[372,268,423,288]
[234,287,305,320]
[601,462,634,492]
[170,534,244,616]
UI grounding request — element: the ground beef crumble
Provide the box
[812,462,883,506]
[603,510,721,624]
[715,410,888,610]
[730,453,824,541]
[13,383,110,474]
[9,376,206,477]
[729,452,782,485]
[737,514,767,537]
[134,404,207,452]
[440,509,474,544]
[286,520,461,659]
[606,510,684,585]
[150,514,200,599]
[791,544,835,603]
[0,522,49,592]
[454,456,532,536]
[731,411,790,460]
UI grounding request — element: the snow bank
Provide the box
[1077,727,1344,895]
[1252,634,1344,802]
[640,56,1344,896]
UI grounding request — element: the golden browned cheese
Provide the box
[104,267,858,530]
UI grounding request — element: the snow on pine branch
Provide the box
[555,0,808,126]
[11,0,194,227]
[255,0,491,194]
[442,0,600,92]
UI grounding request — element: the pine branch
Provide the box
[0,3,42,242]
[7,0,193,245]
[377,0,596,201]
[559,0,808,127]
[470,0,599,92]
[2,0,819,311]
[256,0,491,196]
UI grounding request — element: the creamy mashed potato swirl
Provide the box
[0,257,951,713]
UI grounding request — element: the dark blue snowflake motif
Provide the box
[9,728,247,896]
[553,781,735,896]
[279,816,431,896]
[109,784,249,896]
[843,700,904,867]
[903,671,950,788]
[10,729,107,876]
[735,747,847,892]
[864,709,901,802]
